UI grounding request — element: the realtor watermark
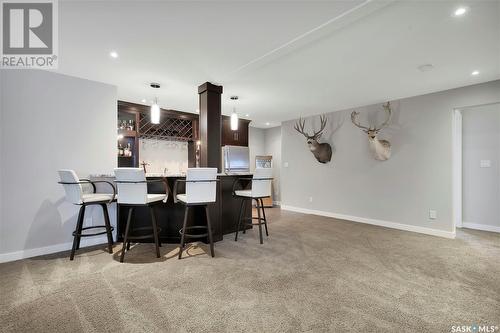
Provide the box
[451,324,499,333]
[1,0,58,68]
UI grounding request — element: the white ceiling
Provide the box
[56,0,500,127]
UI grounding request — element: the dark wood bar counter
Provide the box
[115,174,252,244]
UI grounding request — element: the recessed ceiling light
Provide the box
[471,70,479,76]
[265,122,270,126]
[195,108,200,113]
[245,114,249,117]
[453,7,468,17]
[417,64,434,72]
[109,51,119,58]
[141,99,146,103]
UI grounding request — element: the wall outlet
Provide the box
[429,210,437,220]
[309,196,313,203]
[480,160,491,168]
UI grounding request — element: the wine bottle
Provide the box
[118,143,124,156]
[125,143,132,157]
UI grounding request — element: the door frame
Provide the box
[452,102,500,232]
[452,108,462,229]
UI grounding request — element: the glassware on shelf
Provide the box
[118,143,124,156]
[124,143,132,157]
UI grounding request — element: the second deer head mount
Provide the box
[294,115,332,164]
[351,102,392,161]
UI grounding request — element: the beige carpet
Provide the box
[1,209,499,332]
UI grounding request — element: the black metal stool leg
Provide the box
[150,206,161,258]
[235,198,245,241]
[255,199,264,244]
[260,198,269,237]
[101,204,114,254]
[70,205,85,260]
[205,205,215,257]
[178,206,189,259]
[242,200,247,234]
[120,207,134,263]
[75,205,86,251]
[127,207,135,250]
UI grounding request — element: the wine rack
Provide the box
[138,113,194,141]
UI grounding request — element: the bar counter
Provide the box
[113,174,253,244]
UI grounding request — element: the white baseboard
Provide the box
[462,222,500,233]
[0,236,109,264]
[280,205,456,239]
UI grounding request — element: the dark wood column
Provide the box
[198,82,223,171]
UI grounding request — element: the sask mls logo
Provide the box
[1,0,58,68]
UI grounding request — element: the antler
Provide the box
[374,102,392,131]
[294,117,309,138]
[312,115,328,139]
[351,111,370,130]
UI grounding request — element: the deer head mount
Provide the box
[294,115,332,164]
[351,102,392,161]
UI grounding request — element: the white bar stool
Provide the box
[58,169,116,260]
[233,168,273,244]
[173,168,218,259]
[114,168,169,263]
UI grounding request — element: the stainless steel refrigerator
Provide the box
[222,145,250,173]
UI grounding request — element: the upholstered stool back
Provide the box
[114,168,148,204]
[185,168,217,204]
[251,168,273,198]
[58,169,83,204]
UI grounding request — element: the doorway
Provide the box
[454,103,500,233]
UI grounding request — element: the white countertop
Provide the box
[89,172,253,178]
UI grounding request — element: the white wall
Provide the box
[248,126,266,172]
[0,71,4,246]
[249,126,282,203]
[0,70,117,262]
[264,126,282,203]
[281,80,500,238]
[462,103,500,231]
[139,139,188,174]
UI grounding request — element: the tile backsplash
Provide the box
[139,138,188,174]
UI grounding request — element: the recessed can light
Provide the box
[454,7,467,16]
[471,70,479,76]
[417,64,434,72]
[245,114,249,117]
[266,122,270,126]
[109,51,119,58]
[141,99,146,103]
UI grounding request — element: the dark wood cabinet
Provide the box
[116,101,251,169]
[117,107,140,167]
[117,100,199,167]
[221,116,250,146]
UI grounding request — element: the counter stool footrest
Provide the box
[72,226,114,237]
[179,226,210,239]
[234,195,270,244]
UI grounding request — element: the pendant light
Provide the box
[150,82,161,124]
[230,96,239,131]
[151,97,160,124]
